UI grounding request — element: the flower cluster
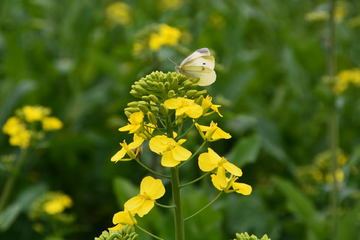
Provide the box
[296,149,348,196]
[105,2,132,28]
[2,105,63,149]
[110,71,252,232]
[133,24,182,59]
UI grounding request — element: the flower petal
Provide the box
[111,148,127,162]
[224,162,243,177]
[198,152,218,172]
[149,135,167,153]
[185,104,203,118]
[136,200,154,217]
[124,195,145,212]
[232,183,252,195]
[216,166,227,188]
[161,150,180,167]
[172,145,191,161]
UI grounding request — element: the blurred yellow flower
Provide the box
[9,130,31,149]
[333,68,360,94]
[149,135,191,167]
[106,2,132,27]
[43,194,73,215]
[42,117,63,131]
[109,211,137,230]
[304,10,329,22]
[159,0,183,11]
[164,97,203,119]
[149,24,181,52]
[23,106,50,122]
[2,117,25,135]
[124,176,165,217]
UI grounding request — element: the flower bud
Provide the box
[138,79,148,88]
[124,107,140,113]
[142,96,150,102]
[183,80,193,88]
[195,95,204,105]
[134,85,147,94]
[147,112,157,125]
[125,111,132,118]
[168,90,175,98]
[160,104,169,116]
[130,89,142,98]
[138,104,149,114]
[185,90,197,97]
[193,89,207,98]
[127,101,139,107]
[149,94,159,103]
[158,82,165,91]
[164,82,170,89]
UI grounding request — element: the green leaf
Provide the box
[273,177,326,239]
[226,134,262,168]
[112,177,139,207]
[0,182,47,231]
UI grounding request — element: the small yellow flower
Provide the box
[2,117,26,135]
[111,135,144,162]
[198,148,242,188]
[42,117,63,131]
[106,2,132,27]
[23,106,50,122]
[119,112,144,134]
[195,121,231,142]
[148,24,181,52]
[211,174,252,195]
[149,135,191,167]
[109,211,137,231]
[43,194,72,215]
[164,97,203,119]
[201,95,223,117]
[124,176,165,217]
[9,129,31,149]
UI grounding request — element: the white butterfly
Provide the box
[175,48,216,86]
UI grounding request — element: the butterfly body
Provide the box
[176,48,216,86]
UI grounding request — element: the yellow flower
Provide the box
[109,211,137,231]
[159,0,183,11]
[135,123,156,140]
[23,106,50,122]
[211,174,252,195]
[195,121,231,142]
[164,97,203,119]
[43,194,72,215]
[119,112,144,134]
[148,24,181,52]
[124,176,165,217]
[106,2,132,27]
[9,130,31,149]
[198,148,242,188]
[111,135,144,162]
[2,117,26,135]
[304,10,329,22]
[42,117,63,131]
[201,95,223,117]
[149,135,191,167]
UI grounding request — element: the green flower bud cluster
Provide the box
[125,71,208,129]
[234,232,271,240]
[95,226,138,240]
[130,71,207,101]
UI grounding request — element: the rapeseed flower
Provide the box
[164,97,203,119]
[149,24,181,51]
[119,111,144,134]
[149,135,191,167]
[42,117,63,131]
[195,121,231,142]
[202,95,223,117]
[111,135,144,162]
[211,174,252,195]
[109,211,137,230]
[124,176,165,217]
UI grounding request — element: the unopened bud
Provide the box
[149,94,159,103]
[168,90,175,98]
[160,104,169,116]
[138,104,149,114]
[147,112,157,125]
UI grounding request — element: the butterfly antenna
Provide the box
[167,57,178,66]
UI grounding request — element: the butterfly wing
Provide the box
[180,65,216,86]
[179,48,211,67]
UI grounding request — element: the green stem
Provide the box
[135,224,164,240]
[171,166,185,240]
[184,191,223,222]
[134,158,170,179]
[328,0,338,239]
[176,120,197,141]
[180,171,211,189]
[155,201,175,209]
[178,140,207,168]
[0,148,28,211]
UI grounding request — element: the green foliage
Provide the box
[1,0,360,239]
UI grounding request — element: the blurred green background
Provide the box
[1,0,360,239]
